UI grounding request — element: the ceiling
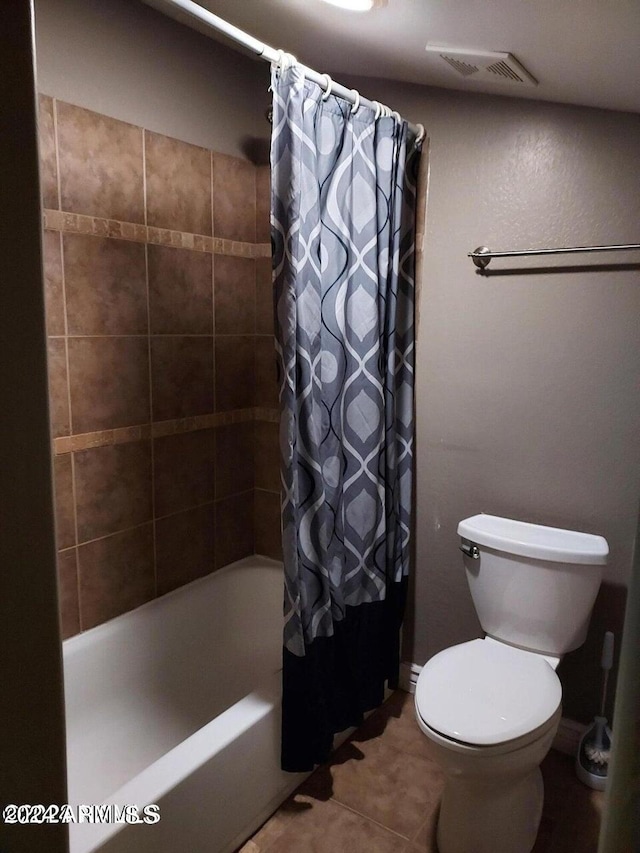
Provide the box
[147,0,640,114]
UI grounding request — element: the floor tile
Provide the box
[351,690,437,763]
[252,795,405,853]
[410,804,440,851]
[239,691,605,853]
[302,726,442,838]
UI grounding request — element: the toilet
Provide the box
[414,513,608,853]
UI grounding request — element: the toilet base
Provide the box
[437,766,544,853]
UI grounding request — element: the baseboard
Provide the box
[399,661,422,694]
[399,659,585,758]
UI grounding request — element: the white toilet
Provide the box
[414,513,608,853]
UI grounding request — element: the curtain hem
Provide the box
[281,576,408,773]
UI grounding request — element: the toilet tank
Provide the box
[458,514,608,655]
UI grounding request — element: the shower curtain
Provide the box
[270,64,422,772]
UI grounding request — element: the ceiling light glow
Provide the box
[319,0,386,11]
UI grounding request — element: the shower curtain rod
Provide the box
[469,243,640,269]
[143,0,423,139]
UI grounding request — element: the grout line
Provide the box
[210,148,215,243]
[69,450,83,631]
[211,153,217,561]
[74,520,155,551]
[155,499,218,525]
[144,240,158,598]
[326,798,414,842]
[65,333,149,339]
[55,333,274,341]
[71,489,255,553]
[52,98,62,212]
[53,97,84,631]
[62,333,257,339]
[142,126,157,595]
[142,128,148,229]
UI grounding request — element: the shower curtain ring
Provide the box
[273,50,296,73]
[392,110,401,123]
[321,74,333,100]
[415,123,426,144]
[350,89,361,114]
[373,101,382,120]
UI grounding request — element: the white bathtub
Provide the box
[63,556,308,853]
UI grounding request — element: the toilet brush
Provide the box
[575,631,614,790]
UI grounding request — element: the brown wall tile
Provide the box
[155,504,215,596]
[215,335,254,411]
[213,153,256,242]
[151,336,214,421]
[153,429,215,517]
[78,524,155,629]
[148,245,213,334]
[57,101,144,222]
[43,230,65,336]
[53,454,75,550]
[254,421,280,492]
[255,258,274,336]
[64,234,148,335]
[254,336,279,407]
[43,102,280,630]
[68,337,150,433]
[47,338,70,437]
[145,131,212,235]
[255,164,271,243]
[38,95,59,210]
[57,549,80,639]
[215,492,254,568]
[254,489,283,560]
[74,441,152,543]
[215,422,254,499]
[214,255,255,334]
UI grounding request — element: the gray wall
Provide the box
[344,76,640,721]
[34,0,270,160]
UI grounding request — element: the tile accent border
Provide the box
[53,407,280,455]
[43,209,271,259]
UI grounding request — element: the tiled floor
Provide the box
[238,691,605,853]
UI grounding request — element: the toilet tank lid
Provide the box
[458,514,608,565]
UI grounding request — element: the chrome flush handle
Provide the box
[459,541,480,559]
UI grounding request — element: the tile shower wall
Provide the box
[38,97,281,639]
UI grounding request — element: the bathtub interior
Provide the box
[63,556,285,808]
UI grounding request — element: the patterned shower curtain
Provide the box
[270,65,422,772]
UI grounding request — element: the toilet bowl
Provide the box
[415,639,562,853]
[415,514,608,853]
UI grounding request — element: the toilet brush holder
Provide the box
[575,631,614,791]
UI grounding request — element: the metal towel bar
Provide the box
[468,243,640,269]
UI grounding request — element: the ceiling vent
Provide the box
[425,46,537,87]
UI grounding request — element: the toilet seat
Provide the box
[415,639,561,747]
